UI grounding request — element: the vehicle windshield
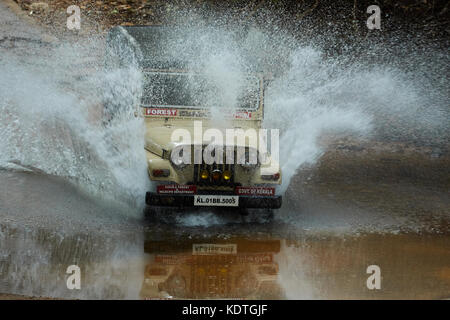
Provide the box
[142,71,260,110]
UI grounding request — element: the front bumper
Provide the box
[145,192,282,209]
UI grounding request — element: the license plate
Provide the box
[192,244,237,255]
[194,195,239,207]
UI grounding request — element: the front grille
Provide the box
[194,162,235,187]
[193,145,236,187]
[190,256,232,298]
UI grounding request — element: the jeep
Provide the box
[105,26,282,215]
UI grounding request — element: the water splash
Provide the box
[0,21,447,211]
[0,39,149,211]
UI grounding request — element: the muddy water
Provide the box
[140,233,450,300]
[1,0,449,301]
[0,171,449,300]
[0,171,144,299]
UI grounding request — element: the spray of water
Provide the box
[0,17,447,216]
[1,8,448,300]
[0,39,149,211]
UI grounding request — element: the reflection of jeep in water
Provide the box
[105,26,282,214]
[140,237,282,299]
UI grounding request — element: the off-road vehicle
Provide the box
[105,26,282,215]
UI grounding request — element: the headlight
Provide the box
[170,147,188,169]
[171,156,187,169]
[237,148,258,169]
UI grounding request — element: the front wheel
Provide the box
[143,206,157,221]
[264,209,274,220]
[239,208,274,221]
[239,208,249,216]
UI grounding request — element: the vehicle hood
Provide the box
[144,121,261,157]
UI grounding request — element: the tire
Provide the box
[264,209,274,220]
[239,208,249,216]
[143,206,156,221]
